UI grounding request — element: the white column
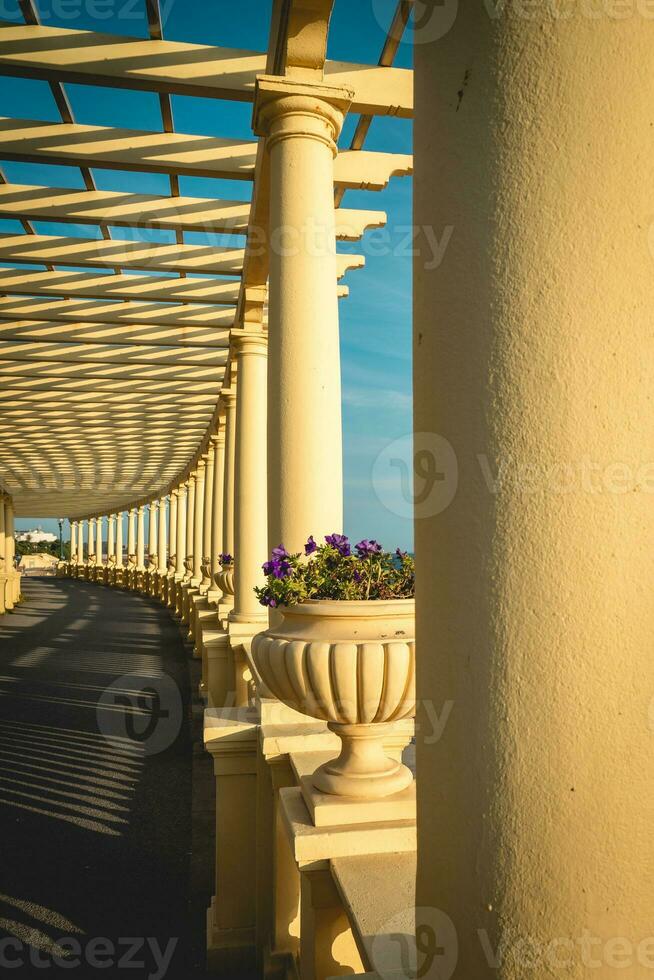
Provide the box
[69,519,77,565]
[201,444,214,591]
[157,497,167,574]
[175,484,187,578]
[231,325,268,623]
[115,512,124,567]
[192,458,205,587]
[254,77,348,553]
[107,514,115,559]
[148,501,157,564]
[136,505,145,570]
[0,498,5,567]
[88,517,96,560]
[413,14,653,975]
[185,475,195,581]
[96,516,103,566]
[127,508,136,558]
[222,388,236,561]
[5,499,15,578]
[210,421,226,593]
[169,490,178,573]
[78,520,86,563]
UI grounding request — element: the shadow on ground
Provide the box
[0,577,216,979]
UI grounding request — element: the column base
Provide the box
[206,900,256,974]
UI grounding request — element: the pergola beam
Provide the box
[0,22,413,117]
[0,233,245,276]
[0,117,411,189]
[0,182,386,240]
[0,338,229,367]
[0,319,232,348]
[0,267,240,304]
[0,296,235,328]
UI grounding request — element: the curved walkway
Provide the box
[0,576,214,979]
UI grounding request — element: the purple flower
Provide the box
[304,535,317,556]
[395,548,407,559]
[355,539,382,557]
[353,570,363,583]
[264,556,292,579]
[325,533,351,557]
[219,553,233,565]
[271,544,289,560]
[260,595,278,608]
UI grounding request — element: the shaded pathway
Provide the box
[0,577,214,979]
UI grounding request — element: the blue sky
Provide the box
[4,0,414,550]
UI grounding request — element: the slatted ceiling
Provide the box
[0,296,236,326]
[0,1,412,517]
[0,267,242,303]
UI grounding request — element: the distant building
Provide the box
[18,552,59,573]
[15,527,57,544]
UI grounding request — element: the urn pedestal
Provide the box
[252,599,416,800]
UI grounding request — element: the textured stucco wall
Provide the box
[414,6,654,977]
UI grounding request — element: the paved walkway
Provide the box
[0,576,214,979]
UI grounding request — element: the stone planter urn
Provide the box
[214,561,234,603]
[251,599,416,798]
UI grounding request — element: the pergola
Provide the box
[0,5,649,978]
[0,1,412,519]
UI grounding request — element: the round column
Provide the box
[222,389,236,561]
[175,484,187,578]
[168,490,178,574]
[414,14,654,976]
[5,499,15,603]
[0,497,7,611]
[88,518,96,560]
[184,476,195,582]
[78,520,86,564]
[69,520,77,567]
[136,506,145,570]
[107,514,115,561]
[210,424,225,597]
[127,509,136,558]
[254,77,349,553]
[231,330,268,623]
[157,498,167,574]
[148,501,157,564]
[96,516,103,566]
[201,444,214,591]
[115,512,124,567]
[192,458,205,587]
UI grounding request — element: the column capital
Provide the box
[231,328,268,358]
[219,387,237,408]
[253,76,352,153]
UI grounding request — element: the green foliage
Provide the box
[255,536,415,609]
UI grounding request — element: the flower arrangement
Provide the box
[255,534,414,608]
[219,553,233,565]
